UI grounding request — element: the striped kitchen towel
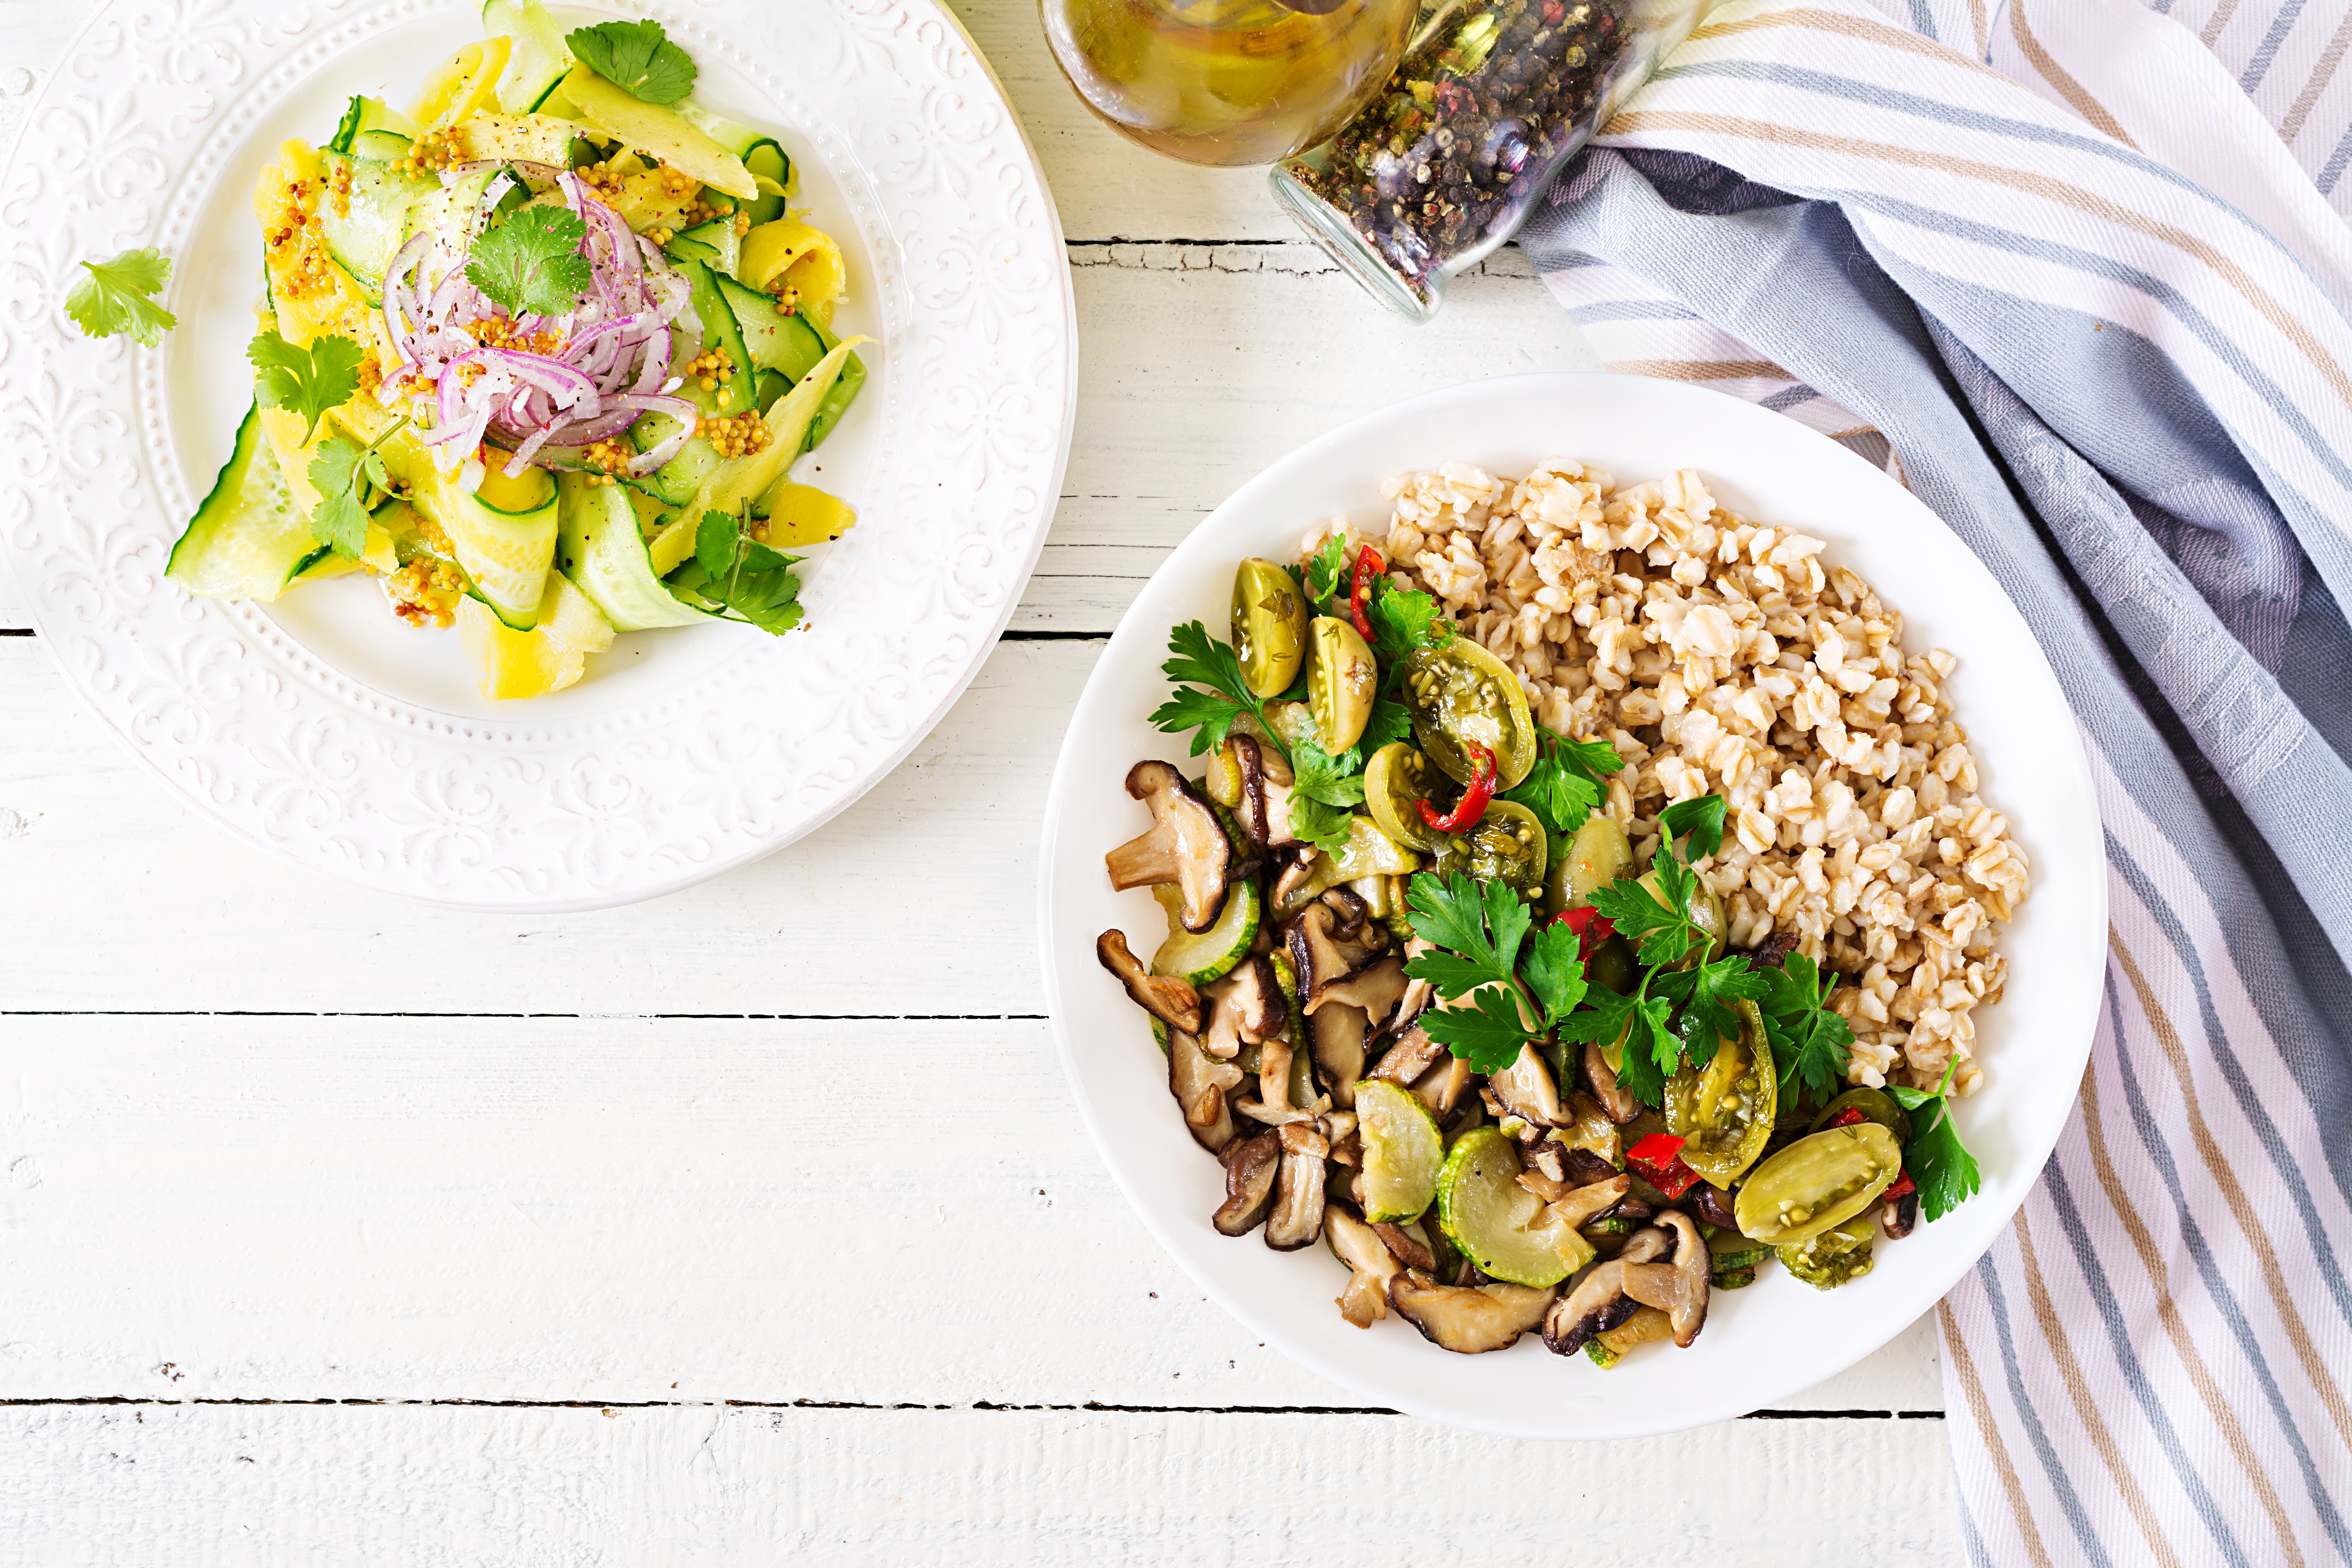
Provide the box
[1517,1,2352,1562]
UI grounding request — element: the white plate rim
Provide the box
[1036,371,2106,1439]
[0,0,1076,913]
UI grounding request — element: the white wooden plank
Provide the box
[0,637,1086,1014]
[0,1011,1938,1412]
[0,1403,1960,1566]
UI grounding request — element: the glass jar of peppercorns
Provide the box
[1270,0,1717,320]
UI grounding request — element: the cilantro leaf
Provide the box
[250,330,362,445]
[466,205,593,319]
[1660,794,1728,861]
[1520,919,1588,1027]
[566,18,697,103]
[1149,621,1266,759]
[66,247,177,346]
[669,507,804,633]
[1419,985,1539,1074]
[1757,950,1855,1102]
[306,436,371,560]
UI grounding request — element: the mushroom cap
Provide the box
[1324,1205,1401,1328]
[1583,1037,1643,1125]
[1213,1131,1282,1237]
[1368,1020,1445,1089]
[1285,899,1384,1014]
[1230,734,1305,851]
[1097,928,1202,1035]
[1106,762,1234,934]
[1388,1272,1558,1354]
[1310,1002,1371,1111]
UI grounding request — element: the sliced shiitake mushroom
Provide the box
[1213,1130,1281,1236]
[1198,956,1286,1062]
[1096,929,1200,1035]
[1105,762,1233,933]
[1325,1205,1400,1328]
[1265,1122,1331,1250]
[1388,1271,1557,1354]
[1168,1025,1242,1154]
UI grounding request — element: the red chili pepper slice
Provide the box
[1555,903,1619,959]
[1626,1133,1686,1166]
[1884,1170,1916,1201]
[1415,743,1496,833]
[1348,544,1385,642]
[1828,1107,1869,1129]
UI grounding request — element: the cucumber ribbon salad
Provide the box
[1096,541,1981,1365]
[165,6,869,699]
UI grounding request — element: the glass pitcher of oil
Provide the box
[1043,0,1421,167]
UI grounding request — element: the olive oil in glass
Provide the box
[1042,0,1420,168]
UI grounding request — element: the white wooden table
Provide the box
[0,4,1958,1560]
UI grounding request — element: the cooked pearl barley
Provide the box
[1310,460,2028,1097]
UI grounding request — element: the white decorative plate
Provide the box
[1038,374,2106,1439]
[0,0,1074,911]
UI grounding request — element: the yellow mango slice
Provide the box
[559,64,756,198]
[739,219,845,321]
[456,573,615,699]
[755,483,856,548]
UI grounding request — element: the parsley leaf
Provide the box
[1588,860,1704,970]
[1660,793,1728,860]
[1149,621,1268,759]
[1403,871,1544,1074]
[566,18,697,104]
[1756,950,1855,1102]
[1366,583,1451,664]
[1887,1057,1980,1222]
[1302,536,1350,608]
[250,330,362,445]
[1287,736,1365,854]
[1520,919,1588,1026]
[1655,954,1769,1067]
[466,205,593,319]
[1611,996,1678,1103]
[66,247,177,346]
[1498,727,1625,838]
[667,508,804,633]
[1360,695,1414,756]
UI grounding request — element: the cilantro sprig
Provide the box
[1888,1056,1982,1222]
[466,205,593,319]
[306,416,410,561]
[67,247,177,346]
[566,18,697,104]
[666,507,804,633]
[1403,871,1585,1073]
[250,330,362,445]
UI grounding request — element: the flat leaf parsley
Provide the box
[566,18,697,104]
[1403,872,1585,1074]
[67,247,177,346]
[1888,1056,1982,1222]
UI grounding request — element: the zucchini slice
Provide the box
[482,0,572,113]
[1436,1127,1598,1288]
[411,462,559,628]
[1354,1079,1445,1224]
[166,401,318,601]
[555,473,704,631]
[1149,876,1259,986]
[318,154,435,304]
[326,95,422,156]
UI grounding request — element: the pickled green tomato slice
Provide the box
[1664,999,1776,1186]
[1230,558,1307,700]
[1733,1123,1902,1245]
[1435,1126,1596,1287]
[1400,639,1536,789]
[1365,742,1450,854]
[1777,1215,1877,1290]
[1306,615,1377,753]
[1354,1079,1444,1223]
[1809,1086,1915,1144]
[1544,811,1633,915]
[1461,800,1547,900]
